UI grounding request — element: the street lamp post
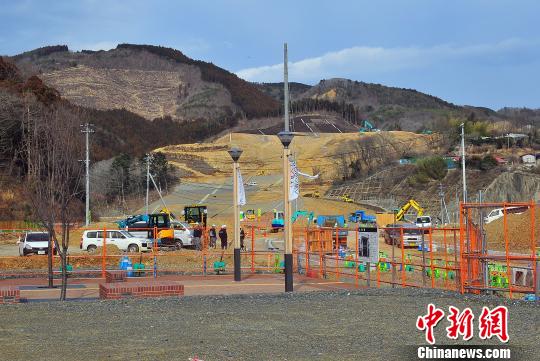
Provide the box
[228,147,243,282]
[277,131,294,292]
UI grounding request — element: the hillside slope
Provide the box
[12,44,279,122]
[155,131,435,180]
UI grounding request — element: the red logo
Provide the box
[417,304,509,344]
[416,303,445,344]
[478,306,509,343]
[446,306,474,341]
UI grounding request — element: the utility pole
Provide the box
[438,183,450,225]
[145,153,152,215]
[81,123,94,226]
[439,183,444,225]
[460,123,467,203]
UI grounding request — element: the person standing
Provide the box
[208,225,217,249]
[193,223,203,251]
[240,227,246,251]
[219,225,228,250]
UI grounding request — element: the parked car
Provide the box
[383,223,423,247]
[484,206,528,224]
[80,230,151,253]
[126,220,193,249]
[18,232,54,256]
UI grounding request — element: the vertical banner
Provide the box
[237,168,246,206]
[289,158,299,201]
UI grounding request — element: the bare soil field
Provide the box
[0,289,537,361]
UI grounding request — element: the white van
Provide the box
[80,230,151,253]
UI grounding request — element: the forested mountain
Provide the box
[0,56,237,164]
[11,44,279,122]
[7,44,540,138]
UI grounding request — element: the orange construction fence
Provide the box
[0,202,537,299]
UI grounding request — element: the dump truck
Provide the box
[348,210,376,223]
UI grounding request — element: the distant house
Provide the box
[506,133,528,140]
[494,156,507,165]
[399,157,415,165]
[521,154,536,165]
[443,157,457,169]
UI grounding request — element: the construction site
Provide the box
[1,72,539,360]
[2,3,540,359]
[0,123,538,359]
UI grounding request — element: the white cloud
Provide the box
[71,41,118,51]
[236,39,532,83]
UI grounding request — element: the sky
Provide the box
[1,0,539,109]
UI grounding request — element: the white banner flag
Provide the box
[289,158,299,201]
[237,168,246,206]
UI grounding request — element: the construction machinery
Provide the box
[116,211,193,249]
[245,209,257,221]
[340,194,354,203]
[271,210,284,232]
[303,190,321,198]
[359,119,378,133]
[291,210,315,225]
[395,199,424,221]
[348,210,376,224]
[183,205,208,227]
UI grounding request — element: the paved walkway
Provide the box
[0,274,357,301]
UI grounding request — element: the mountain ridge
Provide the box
[7,44,540,133]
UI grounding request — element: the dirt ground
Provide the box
[485,207,540,252]
[0,288,537,361]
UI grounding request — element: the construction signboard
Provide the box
[357,226,379,264]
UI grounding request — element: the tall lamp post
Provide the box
[228,147,243,282]
[277,131,294,292]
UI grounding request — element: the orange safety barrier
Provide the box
[459,201,538,298]
[0,203,537,300]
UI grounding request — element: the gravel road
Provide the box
[0,288,537,360]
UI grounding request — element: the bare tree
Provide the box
[0,90,24,175]
[22,98,84,300]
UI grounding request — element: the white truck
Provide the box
[415,216,432,229]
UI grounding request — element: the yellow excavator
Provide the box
[395,199,424,221]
